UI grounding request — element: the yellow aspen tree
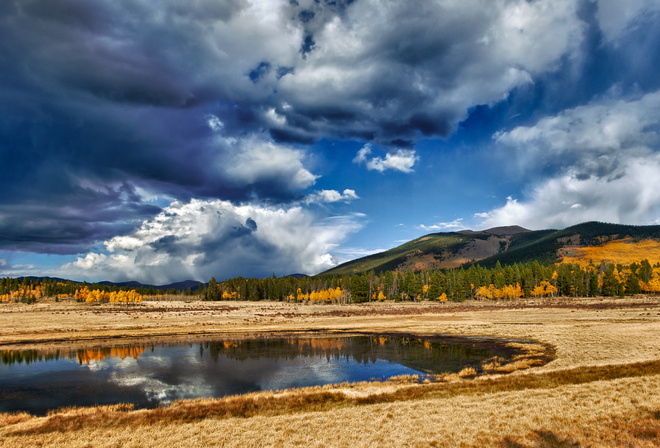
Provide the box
[514,283,524,298]
[531,285,543,297]
[543,281,557,297]
[117,290,128,303]
[475,285,492,300]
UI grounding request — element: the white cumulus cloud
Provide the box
[305,189,359,204]
[353,145,418,173]
[495,90,660,177]
[479,91,660,229]
[476,157,660,229]
[61,199,365,284]
[419,219,467,232]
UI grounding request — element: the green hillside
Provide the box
[323,233,471,276]
[473,229,560,267]
[476,222,660,268]
[323,221,660,276]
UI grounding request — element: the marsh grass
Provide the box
[0,413,31,426]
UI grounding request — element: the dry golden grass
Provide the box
[1,296,660,446]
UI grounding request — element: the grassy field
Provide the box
[1,297,660,447]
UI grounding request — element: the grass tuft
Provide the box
[0,412,31,426]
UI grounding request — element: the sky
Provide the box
[1,0,660,284]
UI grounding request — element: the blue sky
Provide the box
[1,0,660,284]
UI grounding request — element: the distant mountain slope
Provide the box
[19,276,204,291]
[322,221,660,275]
[97,279,203,291]
[478,221,660,268]
[17,277,204,291]
[323,226,532,276]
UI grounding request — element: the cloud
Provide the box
[353,145,418,173]
[3,0,658,268]
[0,107,320,253]
[275,0,584,142]
[72,252,108,270]
[0,182,162,254]
[594,0,660,43]
[479,90,660,229]
[0,0,591,257]
[495,90,660,179]
[476,157,660,229]
[330,247,385,261]
[0,256,38,277]
[212,131,319,200]
[418,219,467,232]
[61,199,365,283]
[305,189,359,204]
[0,0,588,147]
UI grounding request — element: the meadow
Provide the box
[1,296,659,447]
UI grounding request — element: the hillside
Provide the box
[97,279,203,291]
[322,221,660,275]
[323,226,532,276]
[19,277,204,292]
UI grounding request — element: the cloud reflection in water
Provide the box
[0,336,497,414]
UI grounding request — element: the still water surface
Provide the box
[0,335,500,415]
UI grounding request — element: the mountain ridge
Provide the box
[322,221,660,276]
[18,277,204,291]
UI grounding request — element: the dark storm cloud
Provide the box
[0,0,653,257]
[271,0,586,144]
[0,181,161,254]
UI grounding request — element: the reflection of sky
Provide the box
[84,349,215,404]
[0,356,81,377]
[257,356,419,392]
[77,347,372,404]
[0,337,495,414]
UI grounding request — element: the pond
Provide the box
[0,334,515,415]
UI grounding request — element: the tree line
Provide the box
[0,277,196,303]
[201,259,660,303]
[3,258,660,304]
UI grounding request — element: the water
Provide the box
[0,335,503,415]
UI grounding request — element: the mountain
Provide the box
[97,279,204,291]
[321,221,660,276]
